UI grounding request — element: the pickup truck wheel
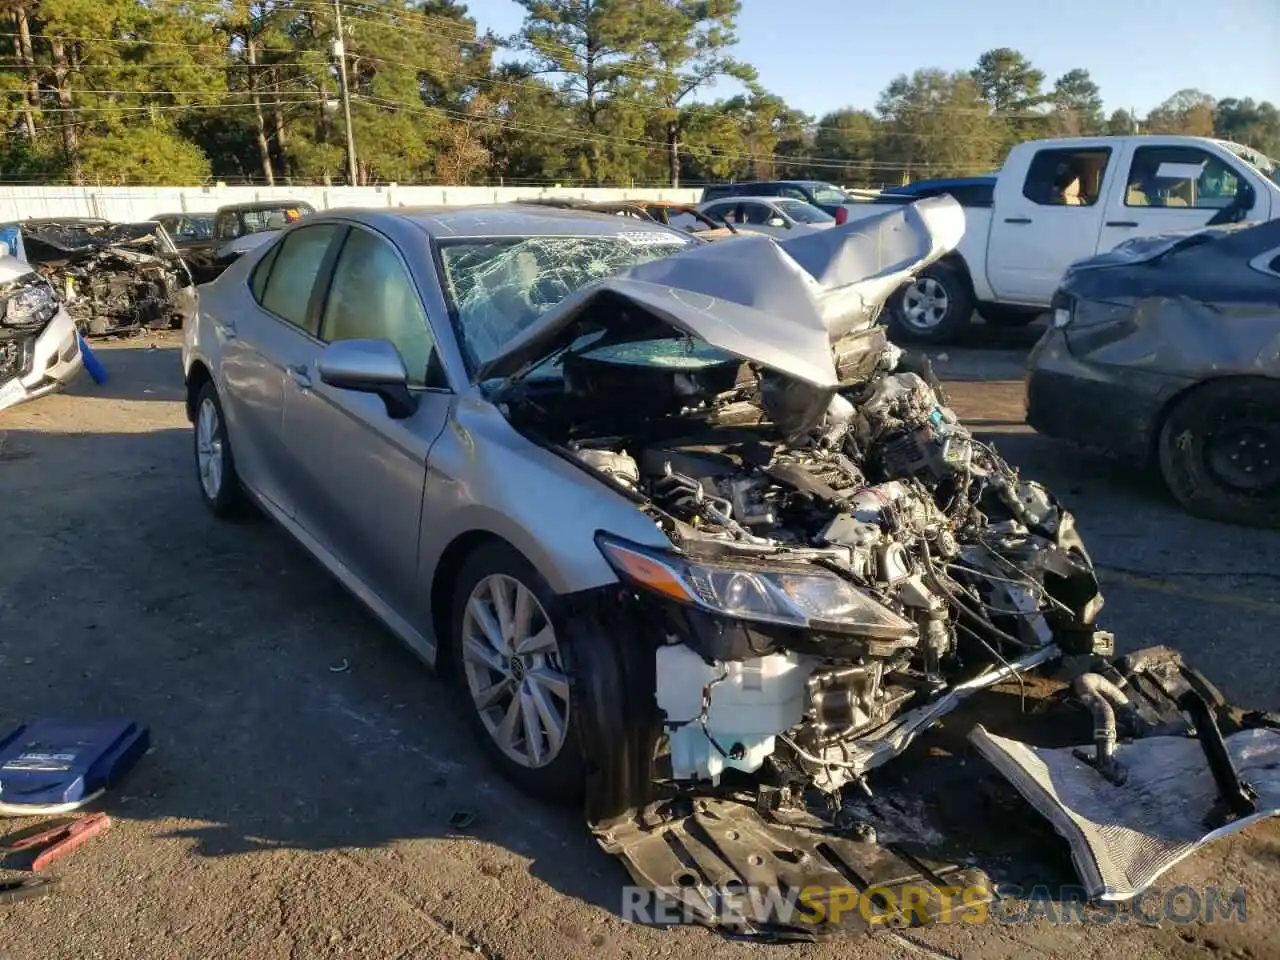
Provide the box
[451,542,586,804]
[980,305,1041,328]
[888,262,974,344]
[1158,380,1280,528]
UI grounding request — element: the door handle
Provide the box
[215,319,237,339]
[287,364,311,389]
[1106,220,1139,227]
[1003,217,1032,224]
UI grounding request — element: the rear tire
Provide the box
[450,542,586,804]
[193,381,248,519]
[1157,380,1280,528]
[888,260,974,345]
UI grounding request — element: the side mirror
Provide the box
[317,339,417,419]
[768,217,787,228]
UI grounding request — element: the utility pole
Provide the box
[332,0,359,185]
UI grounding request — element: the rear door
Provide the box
[280,224,452,626]
[1095,143,1257,253]
[218,222,344,518]
[986,144,1116,304]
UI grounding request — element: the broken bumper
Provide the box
[0,308,83,412]
[593,644,1275,940]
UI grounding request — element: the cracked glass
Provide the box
[438,234,689,370]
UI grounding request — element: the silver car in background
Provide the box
[696,196,836,237]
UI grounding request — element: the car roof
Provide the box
[152,211,213,219]
[883,176,997,195]
[217,200,315,213]
[702,196,791,205]
[303,204,690,241]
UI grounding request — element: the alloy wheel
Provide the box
[196,396,224,501]
[901,277,951,330]
[460,573,571,769]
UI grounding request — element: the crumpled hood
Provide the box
[476,195,964,388]
[1066,221,1259,274]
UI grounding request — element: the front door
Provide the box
[1095,143,1253,254]
[281,224,451,627]
[986,145,1116,305]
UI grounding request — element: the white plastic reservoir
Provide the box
[655,645,812,784]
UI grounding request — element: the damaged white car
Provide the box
[184,200,1280,940]
[0,255,83,413]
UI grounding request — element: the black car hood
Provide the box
[476,195,965,389]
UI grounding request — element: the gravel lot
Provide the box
[1,326,1278,960]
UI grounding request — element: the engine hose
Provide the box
[1074,673,1118,765]
[919,538,1036,650]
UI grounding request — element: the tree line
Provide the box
[2,0,1278,188]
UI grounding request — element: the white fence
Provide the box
[0,184,706,222]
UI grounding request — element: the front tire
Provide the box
[450,542,585,803]
[888,261,974,344]
[194,381,248,518]
[1158,380,1280,528]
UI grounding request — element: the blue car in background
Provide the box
[878,176,998,208]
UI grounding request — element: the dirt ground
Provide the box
[1,327,1279,960]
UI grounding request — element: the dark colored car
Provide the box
[879,176,997,207]
[179,200,316,283]
[150,212,215,243]
[1026,218,1280,527]
[698,180,857,220]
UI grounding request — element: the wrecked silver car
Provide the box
[184,201,1280,940]
[1028,218,1280,527]
[0,254,83,412]
[20,219,197,337]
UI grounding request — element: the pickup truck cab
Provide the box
[856,136,1280,343]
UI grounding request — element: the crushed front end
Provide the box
[483,198,1279,940]
[0,264,82,411]
[21,222,196,337]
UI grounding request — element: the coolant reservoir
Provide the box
[655,645,811,784]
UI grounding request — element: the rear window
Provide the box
[776,200,834,224]
[701,186,737,201]
[809,183,851,205]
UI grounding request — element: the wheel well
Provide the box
[185,361,213,423]
[933,253,975,296]
[1146,375,1278,464]
[429,530,509,673]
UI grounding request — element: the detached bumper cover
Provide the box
[971,725,1280,902]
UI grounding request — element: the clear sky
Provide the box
[463,0,1280,118]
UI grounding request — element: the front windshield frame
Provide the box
[808,182,852,205]
[433,231,693,379]
[1222,141,1280,187]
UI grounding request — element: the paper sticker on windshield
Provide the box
[618,231,690,247]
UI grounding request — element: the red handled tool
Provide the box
[2,813,112,872]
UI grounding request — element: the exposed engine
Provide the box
[22,222,196,336]
[548,339,1105,801]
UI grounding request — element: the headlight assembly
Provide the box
[1,277,58,329]
[596,533,917,640]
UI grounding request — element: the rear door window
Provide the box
[258,224,341,335]
[1022,148,1112,206]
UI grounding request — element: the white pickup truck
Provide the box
[847,135,1280,344]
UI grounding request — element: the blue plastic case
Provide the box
[0,719,149,814]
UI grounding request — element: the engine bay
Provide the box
[501,329,1107,803]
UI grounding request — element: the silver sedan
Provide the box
[180,199,968,811]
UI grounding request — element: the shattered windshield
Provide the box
[438,234,691,371]
[1222,141,1280,187]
